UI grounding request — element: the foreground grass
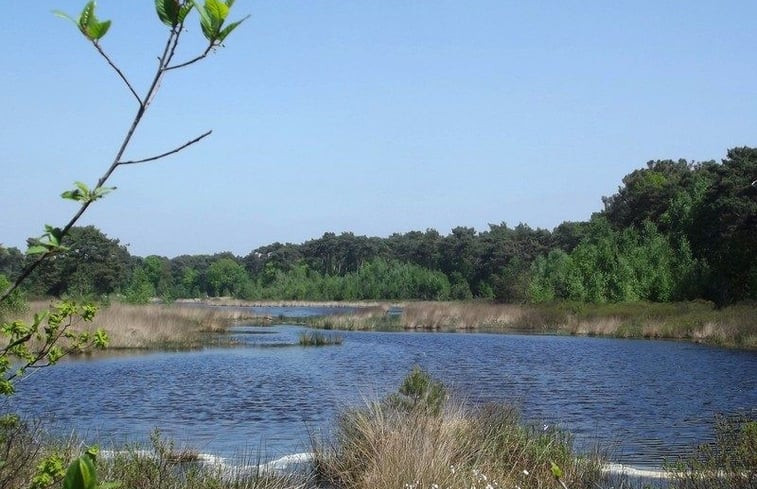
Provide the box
[665,415,757,489]
[308,301,757,349]
[313,367,604,489]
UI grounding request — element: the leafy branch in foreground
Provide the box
[0,301,107,396]
[2,1,246,486]
[0,0,246,305]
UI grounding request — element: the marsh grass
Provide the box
[298,331,343,346]
[306,305,400,331]
[19,301,256,350]
[313,301,755,349]
[314,368,604,489]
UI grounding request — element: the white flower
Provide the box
[522,469,529,476]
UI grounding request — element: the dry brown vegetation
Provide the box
[21,301,256,350]
[314,369,603,489]
[310,301,756,349]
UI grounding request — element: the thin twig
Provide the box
[0,29,181,304]
[164,44,214,71]
[163,22,185,68]
[93,41,143,106]
[118,130,212,165]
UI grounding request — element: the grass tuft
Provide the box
[313,367,604,489]
[298,331,343,346]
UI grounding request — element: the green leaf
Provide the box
[63,455,97,489]
[205,0,230,23]
[178,2,194,23]
[26,245,48,256]
[90,20,111,40]
[92,186,116,200]
[85,446,100,462]
[61,189,83,201]
[79,1,96,33]
[217,15,248,43]
[155,0,180,26]
[53,10,78,26]
[192,0,214,40]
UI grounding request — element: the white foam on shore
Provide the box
[103,450,676,481]
[602,463,669,479]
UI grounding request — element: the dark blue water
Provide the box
[5,319,756,469]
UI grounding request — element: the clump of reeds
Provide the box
[313,367,603,489]
[298,331,343,346]
[306,305,399,331]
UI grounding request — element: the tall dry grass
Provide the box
[314,370,603,489]
[306,305,395,331]
[402,301,528,331]
[313,301,755,349]
[20,302,255,350]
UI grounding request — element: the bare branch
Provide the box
[92,41,143,107]
[164,45,214,71]
[118,130,212,166]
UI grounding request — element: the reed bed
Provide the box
[402,301,528,331]
[306,305,397,331]
[179,297,391,309]
[310,301,756,349]
[19,301,256,350]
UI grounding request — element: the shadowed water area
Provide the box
[5,306,756,470]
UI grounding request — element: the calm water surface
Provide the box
[6,308,756,468]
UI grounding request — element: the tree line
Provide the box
[2,147,754,306]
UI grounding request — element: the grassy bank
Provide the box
[21,301,257,350]
[306,301,757,349]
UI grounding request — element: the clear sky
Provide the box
[2,1,756,257]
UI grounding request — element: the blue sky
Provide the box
[2,1,756,257]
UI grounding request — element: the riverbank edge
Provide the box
[292,300,756,350]
[20,299,755,351]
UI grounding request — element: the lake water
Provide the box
[5,307,756,470]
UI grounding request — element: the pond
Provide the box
[5,307,756,471]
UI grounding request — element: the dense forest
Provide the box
[2,147,755,306]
